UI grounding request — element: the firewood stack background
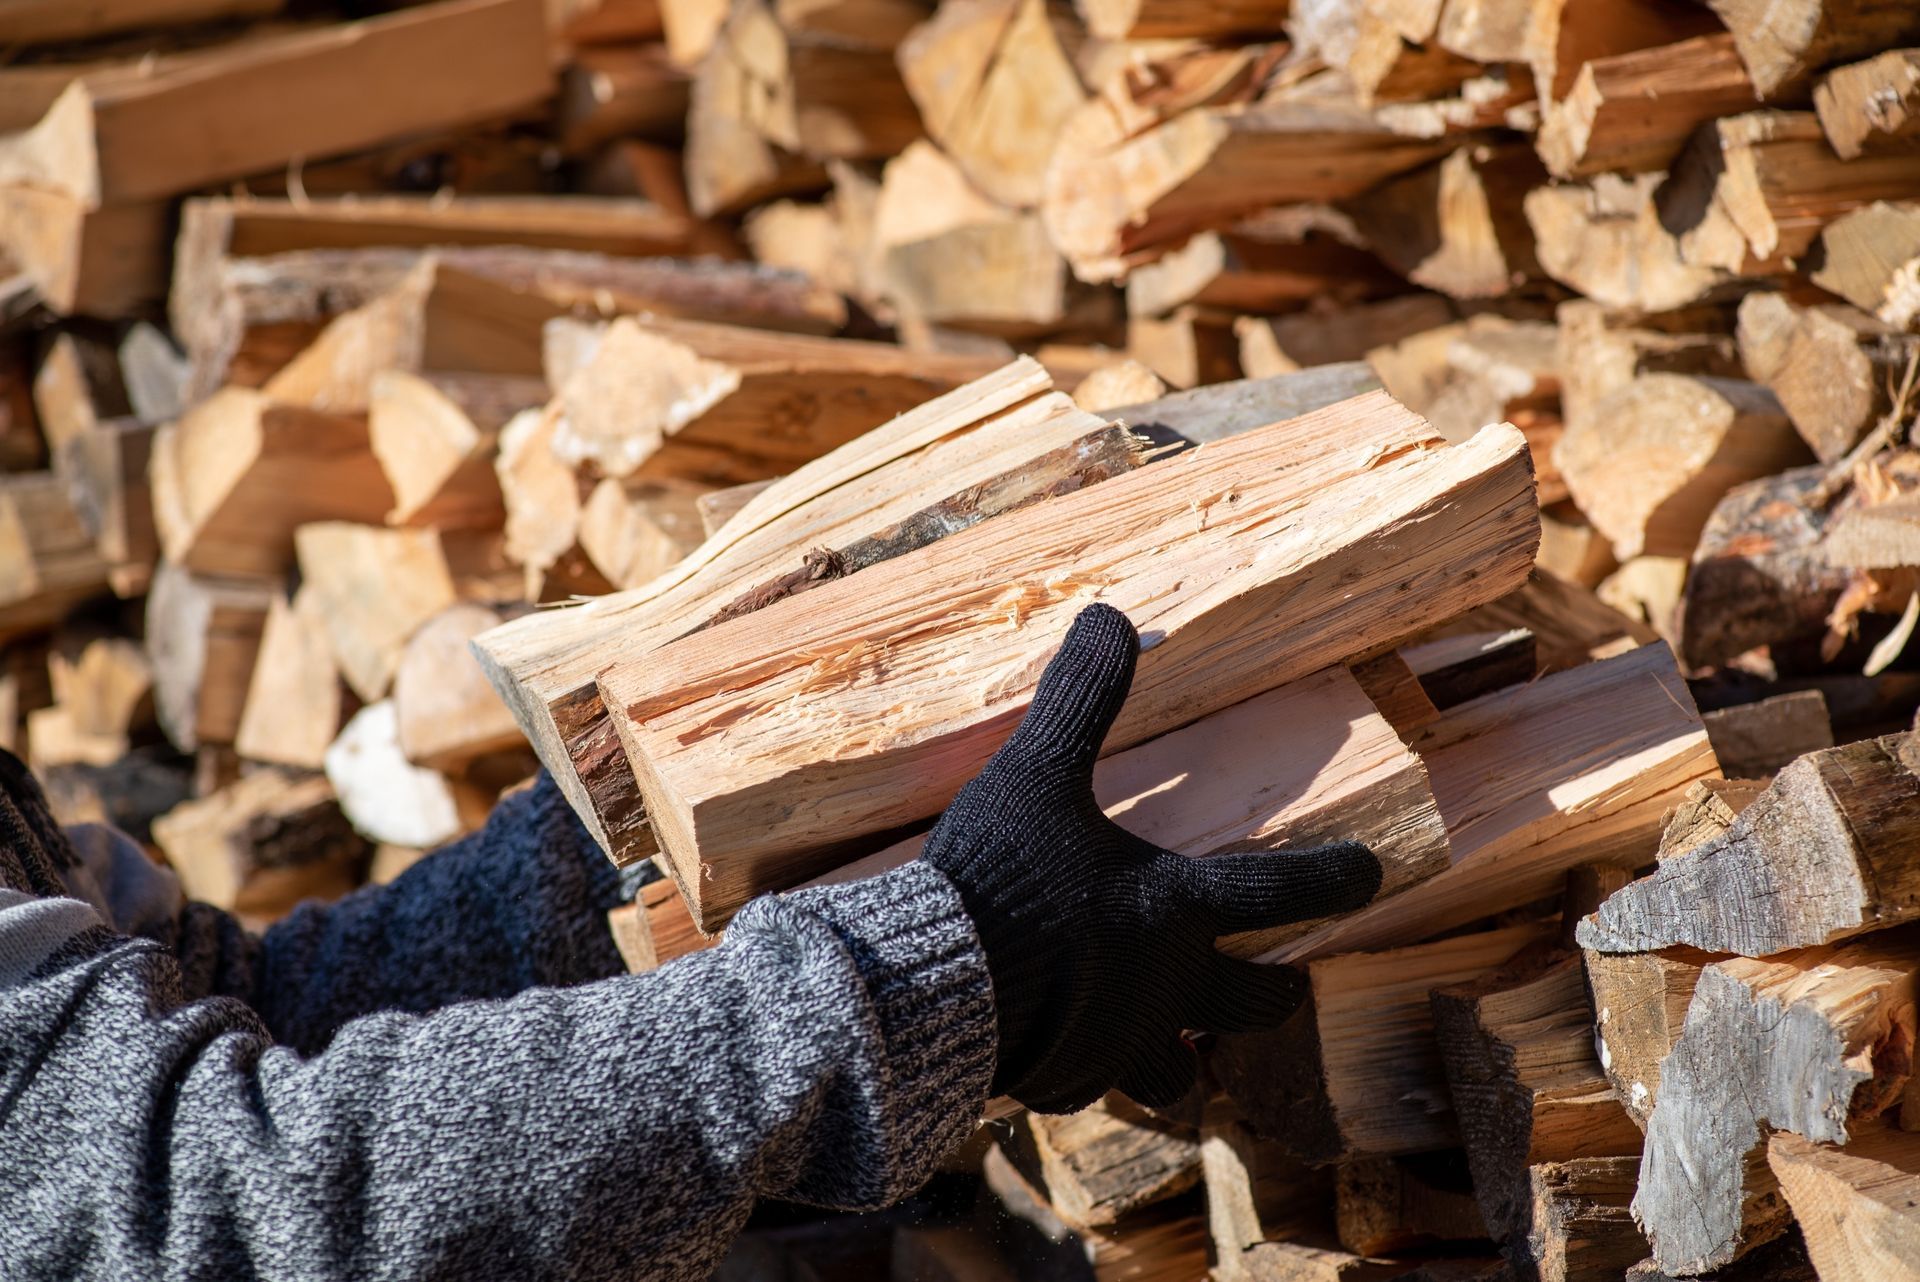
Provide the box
[7,0,1920,1277]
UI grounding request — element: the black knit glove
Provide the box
[921,604,1383,1114]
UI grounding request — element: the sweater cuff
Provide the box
[786,861,997,1157]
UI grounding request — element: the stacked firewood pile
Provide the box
[4,0,1920,1278]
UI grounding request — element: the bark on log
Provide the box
[1579,734,1920,956]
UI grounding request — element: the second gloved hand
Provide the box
[920,603,1383,1115]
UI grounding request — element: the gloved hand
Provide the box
[920,603,1383,1114]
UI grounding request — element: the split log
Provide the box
[0,0,551,206]
[0,0,281,45]
[1517,1157,1652,1282]
[294,524,459,703]
[475,362,1361,865]
[145,562,273,753]
[324,701,488,849]
[682,5,827,218]
[1677,466,1851,670]
[179,192,735,266]
[1524,172,1725,313]
[1074,0,1282,40]
[1127,210,1399,319]
[1335,1154,1487,1256]
[1579,734,1920,956]
[550,314,1001,483]
[1536,504,1618,591]
[118,323,187,425]
[1237,295,1456,382]
[1700,691,1834,780]
[174,241,837,407]
[982,1146,1212,1282]
[870,143,1091,337]
[0,185,169,317]
[659,0,727,63]
[1662,111,1920,278]
[602,407,1536,927]
[1215,921,1555,1163]
[816,661,1453,961]
[1811,201,1920,330]
[494,404,604,602]
[1816,49,1920,159]
[474,361,1119,855]
[1281,643,1712,968]
[1628,930,1920,1274]
[1203,1093,1331,1274]
[1043,92,1451,284]
[1417,569,1660,676]
[1431,949,1644,1241]
[1701,0,1920,99]
[0,474,110,641]
[234,589,351,773]
[57,452,152,608]
[48,632,152,746]
[1530,0,1733,105]
[1554,300,1740,441]
[555,45,688,154]
[577,479,707,590]
[152,769,369,926]
[1594,557,1686,647]
[369,371,542,529]
[149,389,394,579]
[894,0,1086,208]
[1401,628,1535,711]
[1345,143,1544,299]
[1127,309,1240,391]
[30,333,130,457]
[1348,649,1442,742]
[1536,35,1780,180]
[551,0,665,44]
[611,876,711,972]
[1000,1093,1201,1231]
[392,604,525,772]
[1554,374,1805,561]
[1768,1120,1920,1281]
[261,258,559,415]
[1585,947,1718,1134]
[694,479,772,537]
[1071,361,1167,415]
[1736,292,1913,464]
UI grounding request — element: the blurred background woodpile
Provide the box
[5,0,1920,1278]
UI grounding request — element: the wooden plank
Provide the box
[603,406,1537,927]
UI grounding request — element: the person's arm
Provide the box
[241,774,629,1052]
[0,843,993,1280]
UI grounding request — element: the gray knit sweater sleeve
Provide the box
[0,776,998,1281]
